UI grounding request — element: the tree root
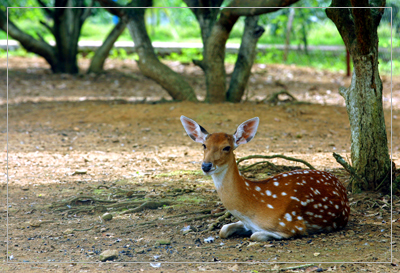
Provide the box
[119,200,172,215]
[135,210,226,228]
[265,90,297,105]
[206,211,231,231]
[53,195,118,208]
[237,154,315,170]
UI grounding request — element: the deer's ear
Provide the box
[180,116,209,143]
[233,117,259,149]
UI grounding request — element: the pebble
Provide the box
[99,249,119,262]
[102,213,113,221]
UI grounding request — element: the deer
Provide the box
[180,115,350,242]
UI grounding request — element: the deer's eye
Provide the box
[223,146,231,152]
[202,144,206,149]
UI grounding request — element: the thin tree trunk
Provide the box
[183,0,224,71]
[283,8,295,62]
[88,20,127,74]
[327,2,391,192]
[203,12,239,103]
[126,9,198,102]
[226,16,265,103]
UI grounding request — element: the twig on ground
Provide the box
[239,160,278,172]
[332,152,366,190]
[237,154,315,170]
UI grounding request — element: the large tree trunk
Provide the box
[53,0,90,74]
[226,16,265,102]
[88,20,127,74]
[326,2,391,192]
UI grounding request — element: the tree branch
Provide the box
[81,1,94,23]
[36,0,54,17]
[39,20,54,35]
[0,9,56,67]
[222,0,301,17]
[326,0,356,51]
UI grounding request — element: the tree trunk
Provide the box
[197,0,300,103]
[183,0,224,71]
[88,20,127,74]
[53,1,88,74]
[326,2,392,192]
[125,8,198,102]
[283,8,295,62]
[0,9,57,71]
[226,16,265,102]
[203,12,239,103]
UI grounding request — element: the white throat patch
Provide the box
[211,164,228,191]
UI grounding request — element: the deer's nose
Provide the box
[202,162,213,172]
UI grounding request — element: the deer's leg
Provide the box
[250,231,285,242]
[219,221,252,238]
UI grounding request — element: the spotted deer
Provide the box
[180,115,350,241]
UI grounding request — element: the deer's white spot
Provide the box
[301,201,307,206]
[255,186,261,191]
[295,226,303,231]
[279,222,286,226]
[282,174,288,177]
[335,205,339,210]
[245,182,249,187]
[272,194,277,198]
[266,190,272,196]
[274,182,279,186]
[284,213,292,222]
[281,192,287,196]
[297,216,303,220]
[291,211,296,216]
[290,196,300,202]
[267,204,274,209]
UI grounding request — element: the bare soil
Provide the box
[1,57,400,272]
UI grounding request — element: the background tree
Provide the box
[185,0,301,103]
[87,19,127,74]
[326,0,393,193]
[0,0,93,74]
[97,0,198,102]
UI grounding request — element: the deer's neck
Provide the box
[211,155,245,209]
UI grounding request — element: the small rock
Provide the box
[99,249,119,262]
[247,242,261,248]
[63,228,74,235]
[157,239,171,245]
[29,220,41,227]
[313,252,320,257]
[102,213,113,221]
[72,169,87,175]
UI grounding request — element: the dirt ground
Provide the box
[1,56,400,272]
